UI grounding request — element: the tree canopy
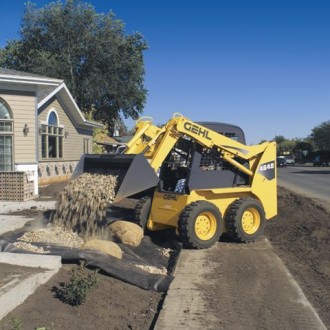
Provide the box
[273,135,298,155]
[261,120,330,160]
[0,0,148,129]
[309,120,330,151]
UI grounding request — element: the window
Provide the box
[0,98,13,171]
[200,147,224,171]
[83,138,89,154]
[41,111,64,159]
[48,111,58,126]
[219,131,238,141]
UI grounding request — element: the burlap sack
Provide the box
[83,239,123,259]
[109,221,144,247]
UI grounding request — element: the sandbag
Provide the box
[83,240,123,259]
[109,221,144,247]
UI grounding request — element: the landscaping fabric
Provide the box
[0,222,180,292]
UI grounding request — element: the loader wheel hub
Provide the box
[195,212,217,240]
[242,208,260,234]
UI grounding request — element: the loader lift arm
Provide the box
[136,114,273,180]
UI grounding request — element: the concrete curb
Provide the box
[0,200,56,236]
[0,215,37,236]
[0,253,62,320]
[0,200,56,214]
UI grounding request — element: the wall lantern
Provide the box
[65,131,69,138]
[39,124,47,136]
[23,124,29,136]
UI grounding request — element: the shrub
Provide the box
[10,317,23,330]
[62,262,99,306]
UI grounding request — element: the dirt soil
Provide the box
[264,186,329,327]
[0,183,329,330]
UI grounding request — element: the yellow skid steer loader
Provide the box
[74,114,277,249]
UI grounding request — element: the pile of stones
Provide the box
[51,172,120,239]
[50,172,145,259]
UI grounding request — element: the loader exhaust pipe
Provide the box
[72,154,159,202]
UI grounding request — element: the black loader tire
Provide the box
[178,201,223,249]
[225,197,265,243]
[135,196,152,230]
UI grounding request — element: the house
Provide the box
[94,132,126,153]
[0,68,103,200]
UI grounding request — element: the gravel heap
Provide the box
[13,241,49,254]
[17,226,84,248]
[51,172,121,239]
[134,264,168,275]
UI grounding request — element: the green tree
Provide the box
[273,135,286,145]
[273,135,299,156]
[0,0,148,127]
[309,120,330,150]
[293,139,313,160]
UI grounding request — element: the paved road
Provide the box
[277,165,330,207]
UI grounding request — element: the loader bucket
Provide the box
[72,153,159,202]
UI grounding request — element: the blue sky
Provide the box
[0,1,329,144]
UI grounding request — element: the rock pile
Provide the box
[51,172,121,239]
[13,241,49,254]
[17,227,84,248]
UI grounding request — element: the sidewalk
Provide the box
[0,199,61,320]
[155,239,326,330]
[0,200,56,236]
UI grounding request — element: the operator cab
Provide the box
[158,122,249,195]
[197,122,246,144]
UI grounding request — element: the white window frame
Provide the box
[40,109,64,159]
[0,98,14,171]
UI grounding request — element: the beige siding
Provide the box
[38,97,93,162]
[0,92,37,164]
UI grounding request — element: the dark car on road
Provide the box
[276,157,287,167]
[313,156,330,167]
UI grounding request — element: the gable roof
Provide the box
[38,82,102,129]
[0,68,103,129]
[0,67,63,85]
[115,136,134,143]
[37,85,59,102]
[94,132,123,145]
